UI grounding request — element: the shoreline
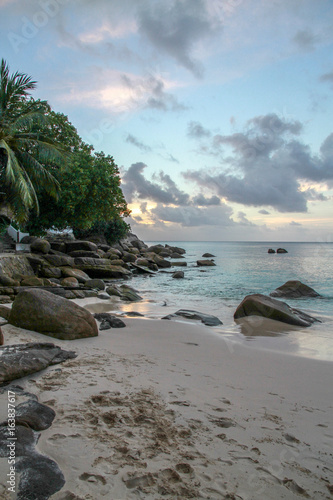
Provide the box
[77,295,333,362]
[1,315,333,499]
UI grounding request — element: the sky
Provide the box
[1,0,333,242]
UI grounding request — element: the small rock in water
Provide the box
[163,309,222,326]
[172,271,184,279]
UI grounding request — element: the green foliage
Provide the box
[73,218,130,244]
[1,60,130,242]
[0,59,66,222]
[25,147,130,235]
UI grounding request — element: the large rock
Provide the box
[163,309,223,326]
[43,254,75,267]
[65,240,98,253]
[0,275,19,286]
[119,285,142,301]
[15,400,56,431]
[61,267,90,283]
[153,255,172,268]
[8,289,98,340]
[234,294,320,327]
[74,257,131,279]
[84,278,105,290]
[197,260,216,267]
[119,232,148,250]
[68,250,101,258]
[40,266,62,279]
[270,280,321,298]
[166,244,186,255]
[0,342,77,384]
[30,238,51,254]
[20,276,44,287]
[60,277,79,287]
[277,248,288,253]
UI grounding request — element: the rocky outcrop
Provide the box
[234,294,320,327]
[0,234,187,303]
[74,257,131,279]
[268,248,275,254]
[163,309,223,326]
[0,386,66,498]
[277,248,288,253]
[202,253,215,257]
[0,343,77,384]
[0,254,35,279]
[270,281,321,298]
[8,289,98,340]
[65,240,99,253]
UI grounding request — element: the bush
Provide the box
[73,218,130,245]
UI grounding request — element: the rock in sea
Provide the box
[163,309,222,326]
[270,280,321,298]
[197,260,216,267]
[234,294,320,327]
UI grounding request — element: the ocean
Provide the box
[115,241,333,361]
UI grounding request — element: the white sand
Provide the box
[0,312,333,499]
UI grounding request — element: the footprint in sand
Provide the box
[210,417,237,428]
[79,472,107,485]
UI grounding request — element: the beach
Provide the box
[0,301,332,500]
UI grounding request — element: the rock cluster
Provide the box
[0,235,189,303]
[0,385,66,498]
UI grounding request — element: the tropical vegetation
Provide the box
[0,59,130,243]
[0,58,63,223]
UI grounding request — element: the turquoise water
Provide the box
[121,242,333,360]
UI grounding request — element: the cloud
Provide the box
[138,0,221,77]
[126,134,152,152]
[187,121,211,139]
[292,28,320,52]
[290,221,302,226]
[237,211,256,226]
[150,204,234,227]
[258,209,270,215]
[121,73,188,112]
[56,70,186,114]
[320,70,333,88]
[183,113,333,213]
[192,194,221,206]
[122,162,190,205]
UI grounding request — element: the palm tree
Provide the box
[0,59,65,223]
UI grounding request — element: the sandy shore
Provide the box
[0,308,333,499]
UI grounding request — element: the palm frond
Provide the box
[17,151,60,198]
